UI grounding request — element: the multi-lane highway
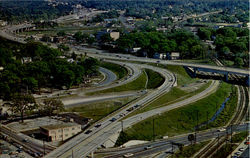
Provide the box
[45,62,176,158]
[97,124,248,158]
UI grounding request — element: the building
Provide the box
[110,32,120,41]
[170,52,180,60]
[40,123,81,142]
[0,20,7,26]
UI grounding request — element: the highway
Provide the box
[98,67,117,87]
[97,124,248,158]
[62,91,145,108]
[45,63,176,158]
[0,23,248,158]
[0,124,55,155]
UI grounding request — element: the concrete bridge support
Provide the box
[193,68,197,77]
[246,75,249,87]
[224,72,229,82]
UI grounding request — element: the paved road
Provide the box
[88,52,249,76]
[62,91,145,108]
[98,124,248,158]
[0,124,54,155]
[98,67,117,87]
[45,63,176,158]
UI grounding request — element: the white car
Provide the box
[123,153,134,157]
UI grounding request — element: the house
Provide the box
[131,47,141,54]
[110,32,120,41]
[40,123,81,142]
[21,57,32,64]
[0,20,7,26]
[170,52,180,60]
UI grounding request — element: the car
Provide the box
[244,141,250,145]
[95,124,101,128]
[144,145,152,150]
[217,128,226,132]
[123,153,134,157]
[134,104,140,108]
[156,60,160,63]
[231,156,238,158]
[110,118,117,122]
[84,130,92,134]
[238,147,244,152]
[234,152,241,156]
[22,138,28,142]
[127,57,130,59]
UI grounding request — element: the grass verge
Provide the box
[116,82,236,145]
[86,71,147,95]
[173,141,210,158]
[100,62,128,80]
[145,69,165,89]
[66,96,137,122]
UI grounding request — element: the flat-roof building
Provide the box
[40,123,81,142]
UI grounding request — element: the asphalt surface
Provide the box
[99,124,248,158]
[98,67,117,87]
[44,63,176,158]
[62,91,144,108]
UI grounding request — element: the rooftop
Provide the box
[40,123,80,131]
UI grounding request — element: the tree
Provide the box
[234,57,244,67]
[11,93,37,122]
[42,98,64,116]
[57,31,66,36]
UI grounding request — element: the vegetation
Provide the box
[116,30,206,59]
[0,1,72,23]
[212,131,248,157]
[87,71,147,95]
[116,82,236,144]
[100,62,128,80]
[10,93,36,122]
[135,82,211,114]
[66,96,137,122]
[40,98,64,116]
[231,131,248,143]
[145,69,164,89]
[0,39,99,100]
[197,27,249,67]
[172,141,210,158]
[91,10,120,23]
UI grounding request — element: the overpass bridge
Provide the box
[185,65,249,86]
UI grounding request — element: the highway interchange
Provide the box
[0,24,249,158]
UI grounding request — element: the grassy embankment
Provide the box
[212,131,248,157]
[172,141,210,158]
[115,82,237,146]
[100,62,128,80]
[125,65,211,117]
[145,69,165,89]
[66,96,138,122]
[86,70,148,95]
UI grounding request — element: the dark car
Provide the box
[110,118,117,122]
[95,124,101,128]
[84,130,92,134]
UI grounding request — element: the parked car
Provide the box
[123,153,134,157]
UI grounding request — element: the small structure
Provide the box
[40,123,81,142]
[170,52,180,60]
[110,32,120,41]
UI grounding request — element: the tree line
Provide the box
[0,38,99,100]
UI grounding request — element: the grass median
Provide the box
[86,71,147,95]
[116,82,237,145]
[100,62,128,80]
[145,69,165,89]
[66,96,138,122]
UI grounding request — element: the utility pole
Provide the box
[43,139,45,156]
[121,121,124,132]
[153,117,155,141]
[72,150,74,158]
[206,111,209,129]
